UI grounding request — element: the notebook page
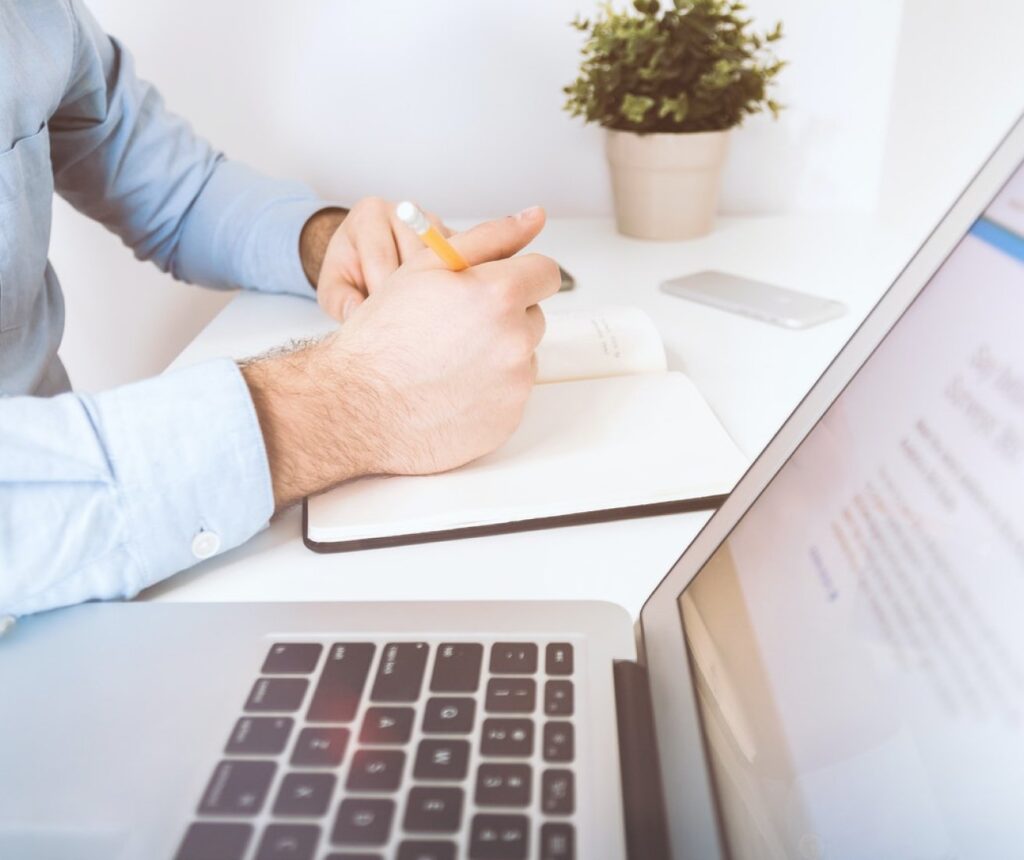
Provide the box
[307,373,746,543]
[536,306,667,384]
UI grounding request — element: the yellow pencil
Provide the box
[396,201,469,271]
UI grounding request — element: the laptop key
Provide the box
[332,798,395,846]
[225,716,293,755]
[422,697,476,734]
[307,642,376,723]
[430,643,483,693]
[544,643,574,676]
[262,643,323,675]
[176,821,252,860]
[371,642,429,702]
[543,722,574,763]
[540,822,576,860]
[479,719,533,757]
[324,855,382,860]
[485,678,535,714]
[324,856,382,860]
[544,680,573,716]
[413,739,470,780]
[398,841,457,860]
[541,769,575,815]
[198,760,276,816]
[254,823,319,860]
[291,726,349,767]
[347,749,406,792]
[489,643,538,675]
[475,763,531,807]
[469,814,529,860]
[273,772,336,816]
[360,706,415,744]
[245,677,309,713]
[403,786,464,832]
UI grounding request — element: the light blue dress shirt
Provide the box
[0,0,326,616]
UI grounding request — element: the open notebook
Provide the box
[305,306,748,551]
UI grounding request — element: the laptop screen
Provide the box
[678,163,1024,859]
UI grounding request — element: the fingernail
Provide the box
[515,206,542,221]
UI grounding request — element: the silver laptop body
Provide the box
[3,114,1023,860]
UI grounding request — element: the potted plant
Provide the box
[564,0,785,240]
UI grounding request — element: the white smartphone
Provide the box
[660,270,847,329]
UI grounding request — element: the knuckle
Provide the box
[534,309,547,342]
[537,255,561,288]
[522,253,555,274]
[502,328,535,368]
[487,279,519,315]
[515,329,536,360]
[514,362,536,397]
[532,317,548,348]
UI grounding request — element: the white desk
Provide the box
[142,215,920,615]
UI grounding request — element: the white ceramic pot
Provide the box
[605,128,730,240]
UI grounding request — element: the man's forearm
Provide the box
[299,207,348,287]
[240,338,388,510]
[240,342,342,509]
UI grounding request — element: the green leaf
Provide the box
[621,93,656,125]
[657,92,690,123]
[563,0,786,132]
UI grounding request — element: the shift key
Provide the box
[371,643,429,702]
[307,643,376,723]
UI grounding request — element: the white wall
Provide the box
[50,0,1024,392]
[881,0,1024,238]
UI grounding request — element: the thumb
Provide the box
[318,281,365,323]
[445,206,546,267]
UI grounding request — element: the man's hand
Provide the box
[244,206,559,509]
[300,197,451,322]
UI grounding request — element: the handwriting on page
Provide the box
[589,315,623,359]
[534,306,667,384]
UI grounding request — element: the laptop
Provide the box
[3,116,1024,860]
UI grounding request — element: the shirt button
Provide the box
[191,530,222,560]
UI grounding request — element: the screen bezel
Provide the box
[638,113,1024,859]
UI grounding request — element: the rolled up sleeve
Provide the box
[170,160,323,295]
[0,359,274,617]
[49,0,323,298]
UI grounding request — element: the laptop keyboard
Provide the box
[175,640,578,860]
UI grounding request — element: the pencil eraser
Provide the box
[396,201,429,233]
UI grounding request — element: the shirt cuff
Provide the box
[173,158,327,298]
[253,195,328,299]
[85,357,275,593]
